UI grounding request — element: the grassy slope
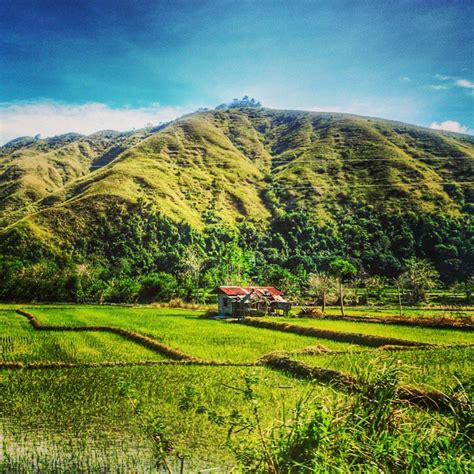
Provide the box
[0,128,159,228]
[0,108,473,256]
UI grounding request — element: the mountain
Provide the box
[0,107,473,301]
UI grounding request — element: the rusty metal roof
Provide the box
[217,286,249,296]
[216,286,284,297]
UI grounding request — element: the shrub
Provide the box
[139,272,178,303]
[297,307,324,318]
[103,278,141,303]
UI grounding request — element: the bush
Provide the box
[139,272,178,303]
[297,307,324,318]
[103,278,141,303]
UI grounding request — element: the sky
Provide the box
[0,0,473,143]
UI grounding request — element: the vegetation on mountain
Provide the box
[0,105,472,302]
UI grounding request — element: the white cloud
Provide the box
[455,79,474,89]
[400,76,411,82]
[0,101,191,145]
[430,120,471,134]
[432,74,474,94]
[434,74,452,81]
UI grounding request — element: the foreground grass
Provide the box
[293,346,474,391]
[270,317,474,345]
[24,306,361,361]
[224,364,472,472]
[0,309,165,364]
[0,365,323,471]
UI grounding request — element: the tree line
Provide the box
[0,200,472,304]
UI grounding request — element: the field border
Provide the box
[15,309,200,362]
[239,318,430,348]
[296,312,474,330]
[258,353,461,414]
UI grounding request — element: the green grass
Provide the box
[0,309,166,364]
[270,316,474,345]
[293,346,474,391]
[0,305,474,472]
[24,305,362,361]
[315,305,474,318]
[0,304,472,470]
[0,365,330,471]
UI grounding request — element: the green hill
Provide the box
[0,107,473,301]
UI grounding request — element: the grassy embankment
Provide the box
[261,316,474,345]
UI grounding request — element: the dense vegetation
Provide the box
[0,106,472,302]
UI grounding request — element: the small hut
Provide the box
[214,286,291,318]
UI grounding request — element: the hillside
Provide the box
[0,127,167,227]
[0,107,473,301]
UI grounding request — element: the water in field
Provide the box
[0,419,235,472]
[0,420,156,472]
[0,365,313,471]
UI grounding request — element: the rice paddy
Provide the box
[1,304,472,471]
[263,316,474,345]
[292,346,474,391]
[0,309,166,364]
[0,365,334,471]
[20,306,361,361]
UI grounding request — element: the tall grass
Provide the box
[295,347,474,390]
[218,364,473,472]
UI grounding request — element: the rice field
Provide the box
[1,304,472,470]
[264,316,474,345]
[0,365,332,471]
[308,305,474,319]
[0,309,166,364]
[19,306,361,361]
[292,346,474,391]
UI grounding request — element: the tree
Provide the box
[181,245,206,295]
[450,277,474,303]
[364,275,387,305]
[398,257,440,304]
[103,278,141,303]
[307,272,336,312]
[218,96,262,109]
[329,258,357,317]
[394,275,405,317]
[139,272,177,303]
[257,264,301,299]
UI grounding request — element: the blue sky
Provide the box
[1,0,472,142]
